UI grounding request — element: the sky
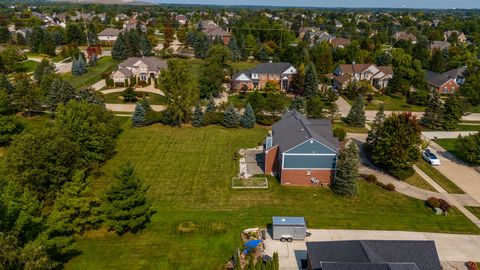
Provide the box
[150,0,480,9]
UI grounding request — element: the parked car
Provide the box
[422,149,441,166]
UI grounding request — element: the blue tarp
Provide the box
[243,239,263,254]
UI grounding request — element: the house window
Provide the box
[307,169,311,176]
[140,74,147,81]
[443,87,448,94]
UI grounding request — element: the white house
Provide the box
[97,28,121,44]
[111,57,168,84]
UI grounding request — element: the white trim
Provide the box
[283,138,337,154]
[283,153,336,156]
[281,153,285,170]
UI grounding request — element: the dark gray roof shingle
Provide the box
[249,62,294,75]
[426,71,452,87]
[307,240,441,270]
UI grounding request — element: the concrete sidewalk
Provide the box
[423,131,478,139]
[264,229,480,269]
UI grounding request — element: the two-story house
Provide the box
[264,110,340,186]
[111,57,168,85]
[231,62,297,91]
[444,30,467,43]
[201,20,231,45]
[331,63,393,90]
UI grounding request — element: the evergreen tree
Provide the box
[193,32,210,59]
[239,34,248,60]
[205,96,216,113]
[228,37,240,61]
[306,94,325,119]
[257,45,269,62]
[332,141,359,196]
[344,95,366,127]
[304,62,318,97]
[132,103,147,127]
[47,79,76,111]
[366,104,385,149]
[71,55,87,76]
[102,162,152,235]
[442,92,463,130]
[421,91,444,130]
[122,87,137,102]
[140,34,152,56]
[112,33,127,60]
[222,104,240,128]
[34,59,56,83]
[240,103,256,128]
[192,104,204,127]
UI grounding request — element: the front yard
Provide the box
[363,94,426,112]
[63,124,479,270]
[62,56,119,89]
[103,91,167,105]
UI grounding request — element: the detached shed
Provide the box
[272,216,307,241]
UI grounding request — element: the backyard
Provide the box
[62,124,480,270]
[62,56,119,89]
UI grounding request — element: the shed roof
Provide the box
[272,216,306,226]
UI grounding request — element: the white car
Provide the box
[422,149,441,166]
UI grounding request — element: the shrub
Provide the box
[385,183,395,191]
[203,112,223,126]
[375,182,386,189]
[365,174,377,183]
[122,87,137,103]
[390,167,414,181]
[255,114,280,126]
[439,199,452,212]
[333,127,347,141]
[426,197,441,208]
[145,111,165,125]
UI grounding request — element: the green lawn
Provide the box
[465,207,480,220]
[64,124,480,270]
[416,159,465,194]
[62,56,119,90]
[404,172,436,192]
[333,121,369,133]
[363,95,426,112]
[434,139,468,165]
[16,60,39,73]
[103,91,167,105]
[454,124,480,131]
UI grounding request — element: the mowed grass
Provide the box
[364,94,425,112]
[62,56,119,89]
[103,91,168,105]
[333,121,369,133]
[466,207,480,219]
[416,159,465,194]
[65,124,480,270]
[404,172,437,192]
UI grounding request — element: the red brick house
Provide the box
[231,62,297,91]
[426,71,460,94]
[264,111,339,186]
[201,20,231,45]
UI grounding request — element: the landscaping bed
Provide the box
[103,91,167,105]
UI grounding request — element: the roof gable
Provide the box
[285,138,337,154]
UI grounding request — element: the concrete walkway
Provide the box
[105,104,165,112]
[91,80,106,91]
[264,229,480,270]
[423,131,478,139]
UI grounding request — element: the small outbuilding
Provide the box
[272,216,307,242]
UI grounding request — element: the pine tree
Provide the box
[239,34,248,60]
[222,104,240,128]
[421,91,444,130]
[366,104,385,149]
[122,87,137,102]
[228,37,240,61]
[132,103,147,127]
[257,45,269,62]
[344,95,366,127]
[47,79,76,111]
[332,141,359,196]
[72,55,87,76]
[193,32,209,59]
[205,96,216,113]
[304,62,318,97]
[306,94,325,119]
[442,92,463,130]
[240,103,256,128]
[192,104,204,127]
[140,34,152,56]
[102,162,152,235]
[112,33,127,60]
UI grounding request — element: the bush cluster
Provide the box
[426,197,452,213]
[361,174,395,191]
[390,167,415,180]
[333,127,347,141]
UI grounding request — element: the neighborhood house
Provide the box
[426,70,460,94]
[111,56,168,85]
[231,62,297,91]
[330,63,393,90]
[264,110,339,186]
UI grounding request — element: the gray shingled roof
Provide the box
[441,67,466,79]
[97,28,121,36]
[426,71,452,87]
[307,240,441,270]
[320,262,419,270]
[271,110,339,153]
[249,62,294,75]
[118,57,168,72]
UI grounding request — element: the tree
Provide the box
[240,103,256,128]
[6,128,81,200]
[366,104,385,149]
[193,32,210,59]
[139,34,152,56]
[47,79,76,111]
[33,59,56,83]
[13,74,40,117]
[310,41,333,74]
[304,62,318,97]
[370,112,422,171]
[228,37,240,61]
[102,162,152,235]
[159,59,199,125]
[442,92,463,130]
[257,45,269,62]
[306,94,325,119]
[420,92,444,130]
[265,93,288,116]
[112,33,127,60]
[205,96,216,113]
[192,104,204,127]
[77,87,105,105]
[206,45,231,67]
[222,104,240,128]
[455,133,480,165]
[332,141,359,196]
[239,34,248,60]
[122,87,137,102]
[199,62,224,98]
[344,95,366,127]
[132,103,147,127]
[71,55,87,76]
[56,100,121,165]
[0,116,24,146]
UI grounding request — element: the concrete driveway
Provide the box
[264,229,480,270]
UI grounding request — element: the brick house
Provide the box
[231,62,297,91]
[330,63,393,90]
[264,111,339,186]
[97,28,121,45]
[426,71,460,94]
[201,20,231,45]
[393,31,417,44]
